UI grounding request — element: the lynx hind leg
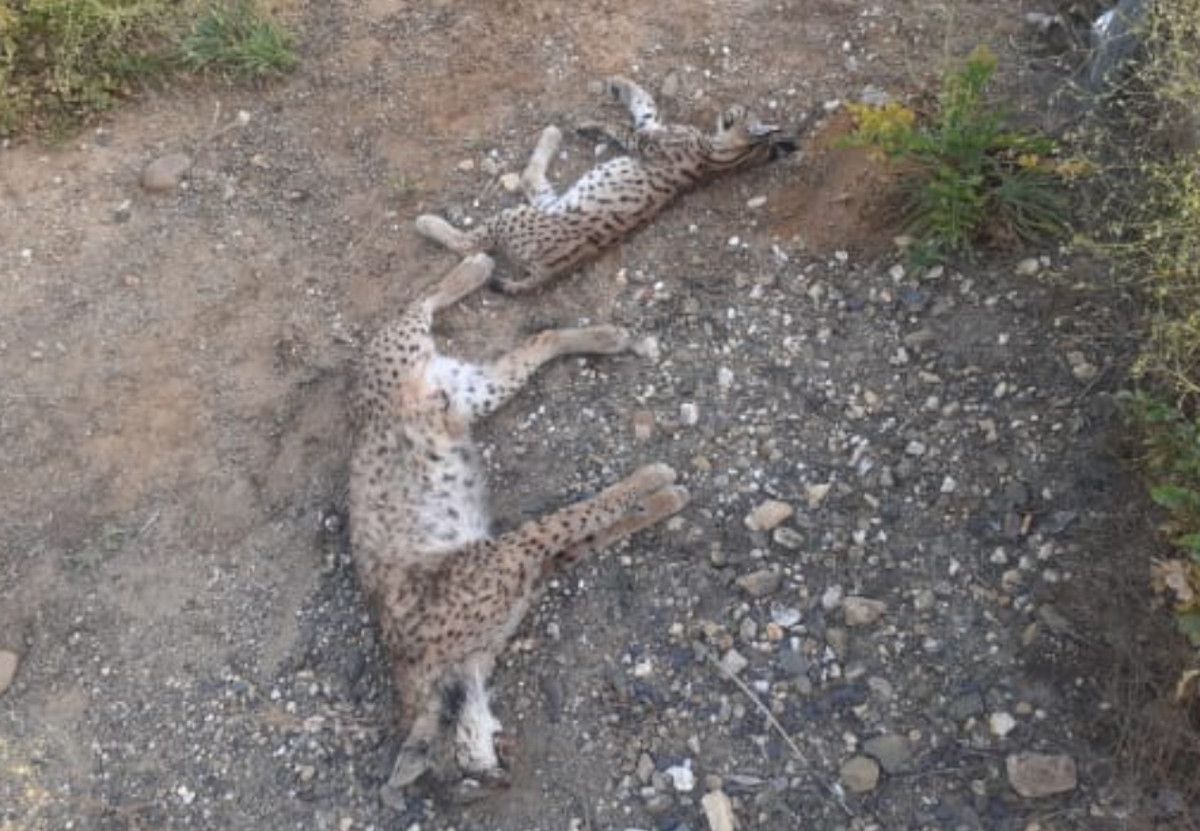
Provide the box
[453,656,505,777]
[380,703,443,810]
[520,125,563,210]
[438,325,633,420]
[604,75,661,131]
[415,214,480,255]
[425,253,494,311]
[556,484,689,568]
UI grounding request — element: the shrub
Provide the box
[845,46,1071,264]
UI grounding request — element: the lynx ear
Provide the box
[717,105,747,132]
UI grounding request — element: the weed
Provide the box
[1124,392,1200,646]
[0,0,296,138]
[0,0,172,136]
[844,46,1071,264]
[179,1,296,79]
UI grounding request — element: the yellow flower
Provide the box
[1017,153,1041,170]
[1053,158,1096,180]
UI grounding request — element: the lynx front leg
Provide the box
[605,75,662,132]
[520,125,563,210]
[434,325,634,421]
[415,215,487,255]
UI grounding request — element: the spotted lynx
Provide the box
[415,76,797,294]
[349,253,688,806]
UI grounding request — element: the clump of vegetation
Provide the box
[1108,0,1200,651]
[0,0,297,138]
[179,1,296,79]
[1126,393,1200,646]
[845,46,1073,264]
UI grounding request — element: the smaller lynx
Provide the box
[415,76,797,294]
[349,253,688,806]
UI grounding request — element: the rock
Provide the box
[745,500,793,532]
[665,760,695,793]
[637,752,655,784]
[804,482,831,509]
[1087,0,1148,92]
[1066,351,1099,381]
[825,627,848,659]
[701,789,737,831]
[1014,257,1041,277]
[770,606,802,628]
[720,649,749,676]
[457,158,475,172]
[859,84,890,106]
[821,585,844,611]
[746,195,767,210]
[989,712,1017,737]
[140,153,192,192]
[905,440,927,457]
[862,734,912,774]
[735,568,782,598]
[738,617,757,642]
[903,328,937,349]
[680,402,700,426]
[499,172,521,192]
[778,648,809,678]
[839,755,880,793]
[632,410,656,441]
[660,71,681,99]
[0,650,18,695]
[1005,752,1077,798]
[772,526,804,549]
[842,596,887,627]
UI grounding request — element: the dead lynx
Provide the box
[415,75,797,294]
[349,253,688,806]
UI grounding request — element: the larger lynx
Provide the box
[415,76,797,294]
[349,253,688,806]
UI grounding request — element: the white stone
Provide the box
[989,712,1017,737]
[701,789,737,831]
[665,760,695,792]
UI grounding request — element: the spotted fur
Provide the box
[349,253,689,807]
[415,76,798,294]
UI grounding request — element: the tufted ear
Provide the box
[716,105,747,133]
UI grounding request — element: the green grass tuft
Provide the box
[179,1,296,79]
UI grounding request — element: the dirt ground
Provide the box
[1,1,1194,829]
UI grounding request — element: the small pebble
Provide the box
[141,153,192,192]
[839,755,880,793]
[843,596,886,626]
[745,500,793,532]
[701,790,736,831]
[0,650,18,695]
[1006,752,1077,798]
[735,568,782,598]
